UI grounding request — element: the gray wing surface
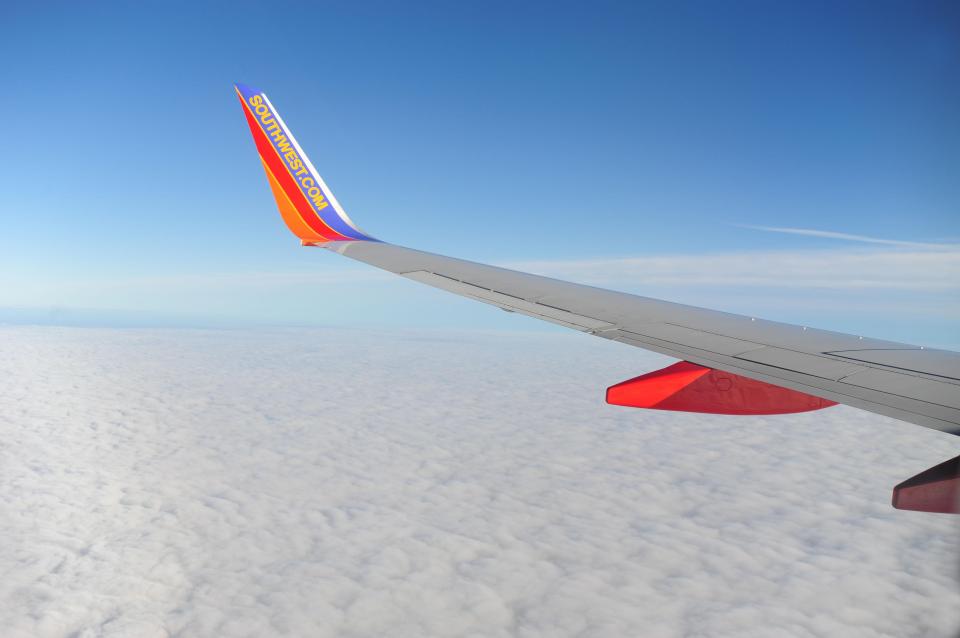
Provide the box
[326,240,960,436]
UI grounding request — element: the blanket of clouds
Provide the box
[0,326,957,637]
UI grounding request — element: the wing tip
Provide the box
[234,82,261,98]
[234,83,378,245]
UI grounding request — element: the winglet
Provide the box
[234,83,375,243]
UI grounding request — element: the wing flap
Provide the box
[734,348,866,381]
[617,324,766,357]
[840,369,960,411]
[827,349,960,381]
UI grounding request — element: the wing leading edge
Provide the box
[235,83,960,513]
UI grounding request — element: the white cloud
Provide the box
[0,326,957,637]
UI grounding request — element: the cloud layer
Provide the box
[0,326,957,637]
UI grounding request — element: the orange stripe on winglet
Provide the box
[260,157,326,242]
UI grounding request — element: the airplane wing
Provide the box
[234,83,959,513]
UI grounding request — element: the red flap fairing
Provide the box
[606,361,836,415]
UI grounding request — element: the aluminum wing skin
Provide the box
[233,80,960,440]
[326,241,960,436]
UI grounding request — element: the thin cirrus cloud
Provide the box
[737,225,957,249]
[47,246,960,293]
[74,269,392,290]
[2,230,954,335]
[10,226,953,296]
[504,248,960,291]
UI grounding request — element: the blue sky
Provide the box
[0,1,957,345]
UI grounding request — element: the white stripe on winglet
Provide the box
[262,94,367,235]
